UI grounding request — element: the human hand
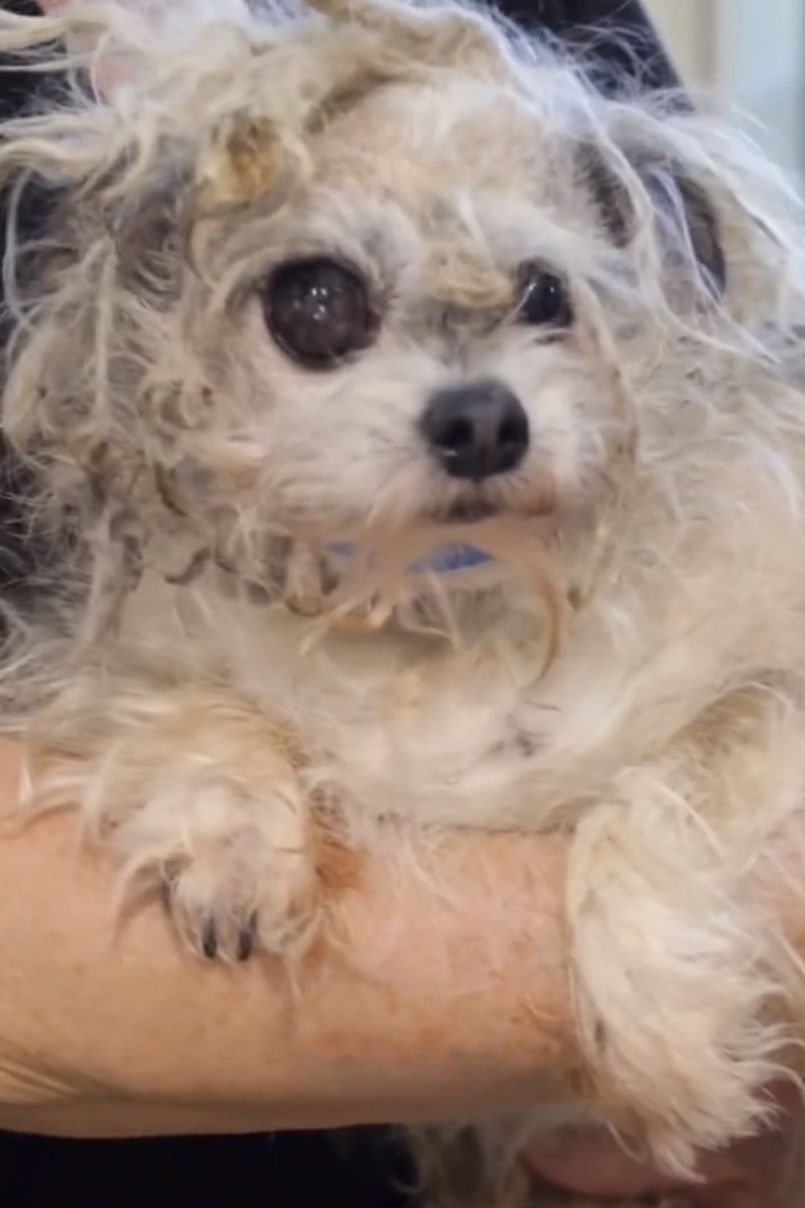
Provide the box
[523,1083,805,1207]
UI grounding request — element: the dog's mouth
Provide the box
[429,471,558,528]
[441,499,500,524]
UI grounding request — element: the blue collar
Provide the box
[327,542,494,574]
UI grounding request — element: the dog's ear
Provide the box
[580,143,726,296]
[108,116,288,300]
[306,0,511,76]
[109,167,189,303]
[642,161,726,296]
[54,0,253,99]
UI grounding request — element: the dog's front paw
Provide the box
[120,774,318,962]
[569,805,781,1176]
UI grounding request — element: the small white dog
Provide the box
[2,0,805,1201]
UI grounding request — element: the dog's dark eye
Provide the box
[517,266,572,328]
[262,257,376,368]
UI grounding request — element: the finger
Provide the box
[522,1129,678,1198]
[524,1094,803,1206]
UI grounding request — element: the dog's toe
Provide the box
[143,777,318,963]
[162,877,265,963]
[201,915,219,961]
[236,912,258,962]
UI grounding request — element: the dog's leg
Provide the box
[568,687,801,1174]
[38,684,319,961]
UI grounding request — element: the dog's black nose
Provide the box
[421,379,530,481]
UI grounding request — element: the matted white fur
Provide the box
[2,0,805,1202]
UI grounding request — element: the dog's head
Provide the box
[2,0,800,638]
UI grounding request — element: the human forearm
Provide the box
[0,740,573,1136]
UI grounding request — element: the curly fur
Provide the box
[3,0,805,1202]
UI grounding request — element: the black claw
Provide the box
[201,917,218,960]
[237,913,258,962]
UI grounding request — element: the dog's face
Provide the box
[215,80,621,538]
[7,0,736,615]
[169,71,658,590]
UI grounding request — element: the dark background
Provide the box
[0,1,671,1204]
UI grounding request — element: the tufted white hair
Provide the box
[2,0,805,1202]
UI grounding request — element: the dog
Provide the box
[2,0,805,1202]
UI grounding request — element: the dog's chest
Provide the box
[128,524,801,832]
[210,597,629,830]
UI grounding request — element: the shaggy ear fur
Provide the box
[642,160,726,295]
[581,142,727,295]
[307,0,515,77]
[108,165,189,301]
